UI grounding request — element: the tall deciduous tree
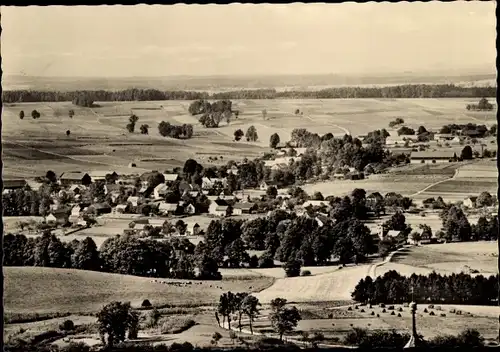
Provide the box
[270,297,301,341]
[270,133,280,149]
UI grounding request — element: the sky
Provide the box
[1,3,496,77]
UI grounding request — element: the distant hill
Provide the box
[3,72,496,92]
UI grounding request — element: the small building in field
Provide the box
[3,179,27,193]
[232,202,257,215]
[410,151,457,164]
[46,210,70,226]
[60,172,92,186]
[463,196,478,208]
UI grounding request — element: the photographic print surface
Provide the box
[2,3,498,350]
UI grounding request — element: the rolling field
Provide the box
[3,267,274,315]
[3,98,496,177]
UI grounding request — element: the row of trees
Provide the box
[3,84,495,103]
[158,121,194,139]
[466,97,494,111]
[3,233,222,280]
[352,270,498,305]
[439,122,490,138]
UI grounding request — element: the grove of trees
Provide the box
[352,270,498,305]
[466,97,494,111]
[158,121,193,139]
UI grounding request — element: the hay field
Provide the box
[3,267,274,315]
[391,242,498,276]
[3,98,496,177]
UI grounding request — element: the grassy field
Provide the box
[391,242,498,276]
[3,98,496,178]
[3,267,275,315]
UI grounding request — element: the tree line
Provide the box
[352,270,498,305]
[3,84,495,103]
[3,232,221,280]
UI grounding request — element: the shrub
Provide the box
[355,305,359,309]
[343,327,368,346]
[61,341,91,352]
[360,309,365,313]
[300,270,312,277]
[376,314,380,317]
[388,305,394,310]
[382,309,386,313]
[440,313,446,317]
[449,308,456,313]
[379,303,385,308]
[398,307,403,312]
[347,307,352,311]
[423,308,428,313]
[370,311,375,316]
[59,320,75,331]
[141,299,152,308]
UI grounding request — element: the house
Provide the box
[187,223,201,236]
[90,171,118,183]
[90,203,112,215]
[3,179,27,193]
[209,199,230,216]
[127,196,140,207]
[315,214,330,227]
[69,184,86,194]
[163,173,180,184]
[59,172,92,186]
[46,210,70,226]
[302,200,331,211]
[463,196,478,208]
[148,218,166,228]
[259,180,279,191]
[202,177,227,190]
[153,184,170,199]
[114,204,128,214]
[387,230,401,239]
[181,203,196,215]
[232,202,257,215]
[385,136,408,146]
[280,200,294,211]
[158,202,180,215]
[410,151,457,164]
[104,183,121,195]
[70,204,85,218]
[26,180,43,192]
[434,133,454,141]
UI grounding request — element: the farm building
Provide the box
[148,218,166,227]
[114,204,128,214]
[209,199,230,216]
[60,172,92,186]
[89,203,112,215]
[188,191,200,198]
[127,196,140,207]
[3,179,27,193]
[434,133,455,141]
[302,200,331,211]
[202,177,227,190]
[46,210,70,226]
[69,184,87,194]
[226,167,239,175]
[158,202,180,215]
[233,202,257,215]
[181,203,196,215]
[104,183,121,195]
[410,151,457,164]
[153,184,170,199]
[260,180,279,191]
[90,171,118,183]
[385,136,408,146]
[163,173,180,184]
[333,173,345,179]
[463,196,478,208]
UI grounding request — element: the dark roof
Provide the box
[3,179,27,189]
[60,172,90,180]
[410,151,456,159]
[213,199,229,206]
[233,202,256,210]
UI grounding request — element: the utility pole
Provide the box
[404,284,419,349]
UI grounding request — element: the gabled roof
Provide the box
[215,205,229,211]
[410,151,457,159]
[105,184,121,193]
[154,183,169,192]
[159,202,179,211]
[465,196,478,202]
[49,210,70,219]
[60,172,90,180]
[3,179,27,189]
[233,202,256,210]
[163,173,180,181]
[127,196,140,203]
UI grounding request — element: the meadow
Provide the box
[3,98,496,178]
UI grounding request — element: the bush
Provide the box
[376,314,380,317]
[141,299,152,308]
[300,270,311,276]
[379,303,385,308]
[440,313,446,317]
[248,255,259,269]
[347,307,353,311]
[370,311,375,316]
[360,309,365,313]
[435,306,442,311]
[423,308,428,313]
[382,309,386,313]
[59,320,75,331]
[429,311,435,316]
[283,259,302,277]
[388,305,394,310]
[398,307,403,312]
[355,305,359,309]
[343,327,368,346]
[169,342,194,352]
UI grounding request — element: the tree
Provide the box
[233,292,249,332]
[234,129,244,141]
[19,110,24,119]
[127,114,139,133]
[241,294,261,335]
[270,133,280,149]
[217,291,235,329]
[31,110,41,119]
[175,220,187,235]
[46,170,57,183]
[441,205,471,242]
[69,109,75,118]
[283,259,301,277]
[66,130,71,137]
[461,146,473,160]
[262,109,267,120]
[476,191,493,208]
[97,301,135,348]
[246,126,258,142]
[270,298,301,341]
[71,237,100,271]
[140,124,149,135]
[266,186,278,199]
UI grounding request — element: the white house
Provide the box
[202,177,227,190]
[209,199,230,216]
[463,196,478,208]
[259,180,279,191]
[183,203,196,215]
[153,184,169,199]
[127,196,140,207]
[158,202,179,215]
[114,204,128,214]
